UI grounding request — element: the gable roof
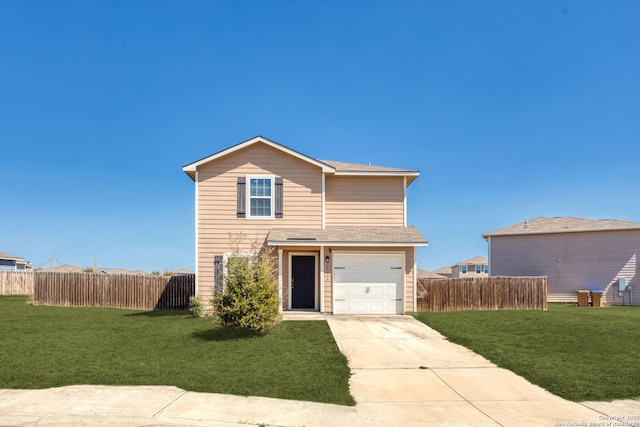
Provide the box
[452,256,488,267]
[267,226,428,246]
[0,252,24,261]
[483,216,640,238]
[183,136,335,180]
[182,136,419,185]
[0,252,29,265]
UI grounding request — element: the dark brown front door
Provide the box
[291,255,315,309]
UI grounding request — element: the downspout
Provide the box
[321,173,326,229]
[194,171,199,295]
[413,246,417,312]
[278,249,283,312]
[486,236,491,276]
[319,246,325,313]
[403,176,407,227]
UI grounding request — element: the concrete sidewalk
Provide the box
[0,315,638,426]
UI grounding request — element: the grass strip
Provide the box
[413,303,640,402]
[0,296,354,405]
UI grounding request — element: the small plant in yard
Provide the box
[188,296,206,318]
[212,238,282,332]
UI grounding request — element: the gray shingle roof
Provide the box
[0,252,25,261]
[452,256,488,267]
[483,216,640,237]
[183,136,420,185]
[317,159,417,173]
[267,226,428,246]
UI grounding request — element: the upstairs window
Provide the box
[249,176,273,218]
[460,265,468,274]
[484,265,489,274]
[475,265,482,274]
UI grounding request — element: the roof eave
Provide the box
[483,226,640,238]
[331,171,420,186]
[182,136,335,178]
[267,240,429,247]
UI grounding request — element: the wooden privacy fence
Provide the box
[0,271,34,295]
[417,276,547,312]
[32,272,195,310]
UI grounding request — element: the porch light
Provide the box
[325,255,330,263]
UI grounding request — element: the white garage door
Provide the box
[332,253,404,314]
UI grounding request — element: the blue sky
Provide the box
[1,1,639,272]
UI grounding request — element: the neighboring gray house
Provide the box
[450,256,489,278]
[483,216,639,305]
[0,252,31,271]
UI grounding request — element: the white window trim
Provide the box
[460,265,468,275]
[221,252,252,286]
[246,174,275,219]
[475,265,482,274]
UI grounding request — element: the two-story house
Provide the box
[183,136,428,314]
[450,256,489,277]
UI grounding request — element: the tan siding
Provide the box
[195,143,323,303]
[325,176,405,226]
[489,230,639,305]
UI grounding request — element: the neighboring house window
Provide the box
[460,265,468,274]
[484,265,489,274]
[237,175,284,219]
[475,265,482,274]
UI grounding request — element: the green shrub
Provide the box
[188,296,206,318]
[212,243,281,332]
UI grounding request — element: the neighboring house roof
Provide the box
[98,268,149,275]
[48,264,84,273]
[483,216,640,238]
[432,266,452,276]
[172,268,195,275]
[0,252,29,263]
[182,135,420,185]
[48,265,150,275]
[452,256,488,267]
[417,268,447,279]
[267,226,428,246]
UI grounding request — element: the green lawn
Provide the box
[412,304,640,402]
[0,296,354,405]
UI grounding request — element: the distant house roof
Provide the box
[432,266,452,276]
[483,216,640,238]
[417,268,447,279]
[452,256,488,267]
[48,265,150,275]
[172,268,195,276]
[182,135,419,185]
[49,264,84,273]
[0,252,28,262]
[267,226,428,246]
[0,252,30,268]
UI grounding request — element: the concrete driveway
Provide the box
[325,315,615,426]
[0,315,637,426]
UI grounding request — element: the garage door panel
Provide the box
[332,253,404,315]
